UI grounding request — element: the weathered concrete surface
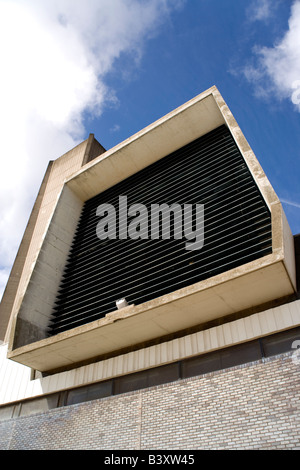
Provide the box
[2,87,298,373]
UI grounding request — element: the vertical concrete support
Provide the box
[12,186,83,348]
[1,135,105,345]
[0,162,53,342]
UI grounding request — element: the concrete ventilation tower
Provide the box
[0,87,299,450]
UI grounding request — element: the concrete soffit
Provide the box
[4,86,298,372]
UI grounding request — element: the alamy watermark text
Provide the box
[96,196,204,251]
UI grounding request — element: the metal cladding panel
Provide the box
[49,125,272,336]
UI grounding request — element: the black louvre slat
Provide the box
[59,173,263,281]
[53,205,269,305]
[50,233,271,330]
[51,225,271,323]
[66,158,250,254]
[48,125,272,336]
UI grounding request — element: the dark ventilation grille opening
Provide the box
[49,125,272,336]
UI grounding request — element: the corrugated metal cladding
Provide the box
[49,125,272,336]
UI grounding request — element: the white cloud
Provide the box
[0,0,183,299]
[248,0,273,22]
[110,124,121,133]
[281,198,300,209]
[244,1,300,111]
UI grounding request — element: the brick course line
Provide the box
[0,351,299,450]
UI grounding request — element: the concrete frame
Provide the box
[2,86,297,372]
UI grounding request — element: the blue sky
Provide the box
[94,0,300,233]
[0,0,299,298]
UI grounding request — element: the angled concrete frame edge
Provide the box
[5,86,297,371]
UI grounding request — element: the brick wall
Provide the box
[1,351,299,450]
